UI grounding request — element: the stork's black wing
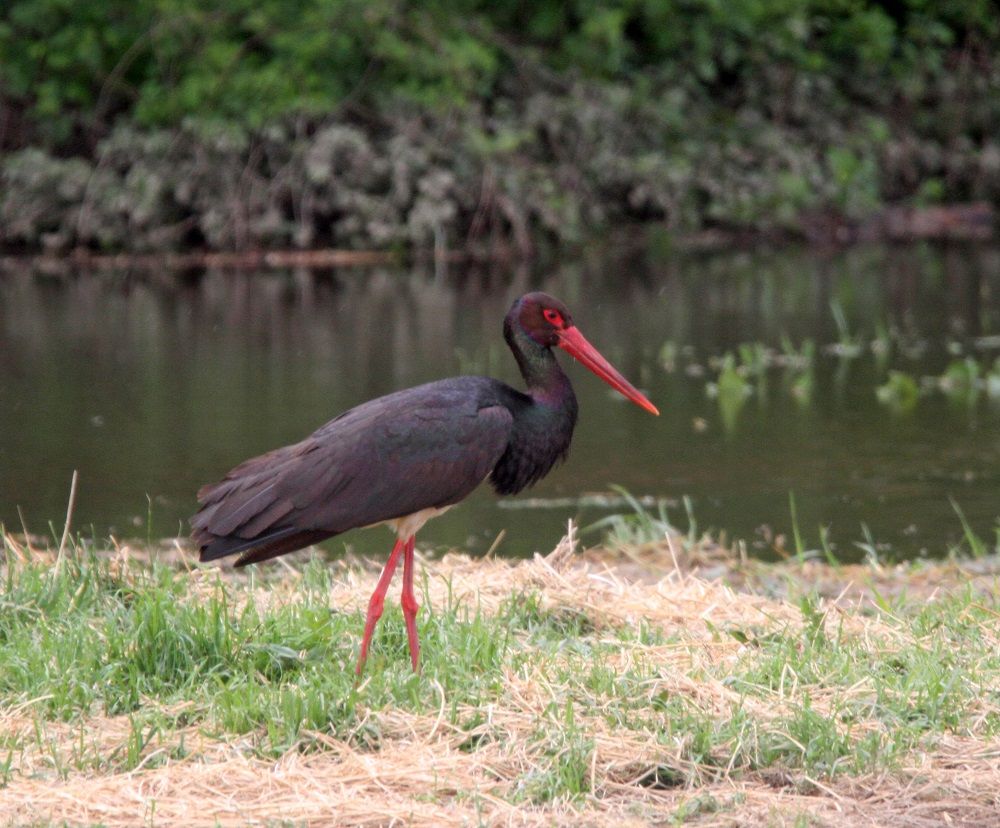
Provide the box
[191,378,515,566]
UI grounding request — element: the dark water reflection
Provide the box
[2,243,999,561]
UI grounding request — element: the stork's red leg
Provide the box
[400,535,420,672]
[355,537,405,676]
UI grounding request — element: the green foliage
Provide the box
[4,0,997,144]
[2,1,1000,251]
[0,0,504,139]
[825,146,880,219]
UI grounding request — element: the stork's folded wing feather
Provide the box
[191,379,514,565]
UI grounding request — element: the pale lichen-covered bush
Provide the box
[2,74,999,253]
[1,149,91,249]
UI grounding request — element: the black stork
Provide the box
[191,292,658,675]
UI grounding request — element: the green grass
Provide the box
[1,549,522,755]
[2,534,999,817]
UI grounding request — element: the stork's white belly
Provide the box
[379,505,454,538]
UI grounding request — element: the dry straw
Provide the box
[2,525,999,826]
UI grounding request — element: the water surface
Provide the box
[2,244,999,561]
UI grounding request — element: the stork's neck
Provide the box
[489,311,580,498]
[504,320,574,406]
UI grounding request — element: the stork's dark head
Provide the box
[505,292,659,415]
[510,292,574,348]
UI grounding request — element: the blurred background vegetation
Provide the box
[2,0,999,252]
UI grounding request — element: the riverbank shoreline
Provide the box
[2,200,995,274]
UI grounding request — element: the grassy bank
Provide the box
[2,527,999,825]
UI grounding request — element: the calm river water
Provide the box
[2,243,999,561]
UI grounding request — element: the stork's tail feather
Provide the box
[195,526,334,567]
[191,441,335,566]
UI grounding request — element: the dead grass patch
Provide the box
[2,527,999,826]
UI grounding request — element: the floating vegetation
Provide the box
[779,336,815,370]
[736,342,769,379]
[932,356,1000,404]
[825,300,863,359]
[876,371,920,412]
[705,354,752,434]
[657,341,678,373]
[938,357,982,405]
[988,358,1000,399]
[779,337,816,405]
[871,319,893,370]
[661,316,1000,428]
[789,369,814,405]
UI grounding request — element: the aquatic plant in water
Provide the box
[876,371,919,413]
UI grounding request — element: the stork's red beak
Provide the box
[557,326,659,415]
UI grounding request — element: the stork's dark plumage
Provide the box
[192,292,658,674]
